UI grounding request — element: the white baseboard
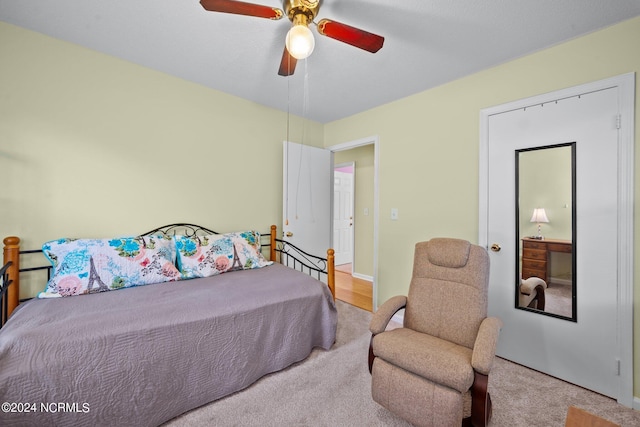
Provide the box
[633,396,640,411]
[352,272,373,282]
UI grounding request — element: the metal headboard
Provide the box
[0,261,13,326]
[16,250,52,305]
[140,223,219,237]
[140,223,272,251]
[273,238,328,282]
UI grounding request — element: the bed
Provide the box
[0,224,337,427]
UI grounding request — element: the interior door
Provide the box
[282,141,333,261]
[485,88,620,398]
[333,167,354,266]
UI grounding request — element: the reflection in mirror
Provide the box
[515,143,576,321]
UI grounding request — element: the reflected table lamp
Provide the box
[530,208,549,239]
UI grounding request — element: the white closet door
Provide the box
[485,87,619,398]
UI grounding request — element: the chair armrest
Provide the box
[471,317,503,375]
[520,277,547,295]
[369,295,407,335]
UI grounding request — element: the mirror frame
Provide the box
[514,142,577,322]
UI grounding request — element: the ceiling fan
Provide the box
[200,0,385,76]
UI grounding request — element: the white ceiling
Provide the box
[2,1,640,123]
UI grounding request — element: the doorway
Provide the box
[479,73,634,406]
[328,136,379,310]
[282,137,380,310]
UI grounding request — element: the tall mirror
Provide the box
[515,142,576,321]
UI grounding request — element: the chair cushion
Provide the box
[426,238,471,268]
[372,328,474,393]
[372,358,464,427]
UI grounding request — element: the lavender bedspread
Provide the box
[0,263,337,426]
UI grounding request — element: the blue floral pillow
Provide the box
[39,235,181,298]
[174,231,272,279]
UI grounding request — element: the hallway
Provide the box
[334,264,373,312]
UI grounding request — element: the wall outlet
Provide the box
[391,208,399,220]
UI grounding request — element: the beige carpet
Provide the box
[164,300,639,426]
[545,283,573,318]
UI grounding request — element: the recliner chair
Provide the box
[369,238,502,427]
[519,276,547,310]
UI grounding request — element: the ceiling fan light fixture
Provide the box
[201,0,384,76]
[286,23,315,59]
[284,11,315,60]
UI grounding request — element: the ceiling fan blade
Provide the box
[317,19,384,53]
[278,46,297,76]
[200,0,284,20]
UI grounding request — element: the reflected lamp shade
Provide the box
[530,208,549,239]
[530,208,549,224]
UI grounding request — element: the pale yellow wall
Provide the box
[519,147,573,278]
[334,145,374,277]
[0,22,324,296]
[324,16,640,399]
[519,146,573,240]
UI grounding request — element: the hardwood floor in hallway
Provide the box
[335,269,373,312]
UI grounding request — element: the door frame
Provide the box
[327,136,380,309]
[478,73,635,407]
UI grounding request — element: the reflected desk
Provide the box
[521,238,572,284]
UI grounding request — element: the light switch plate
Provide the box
[391,208,398,220]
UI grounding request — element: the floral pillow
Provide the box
[174,231,272,279]
[39,235,181,298]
